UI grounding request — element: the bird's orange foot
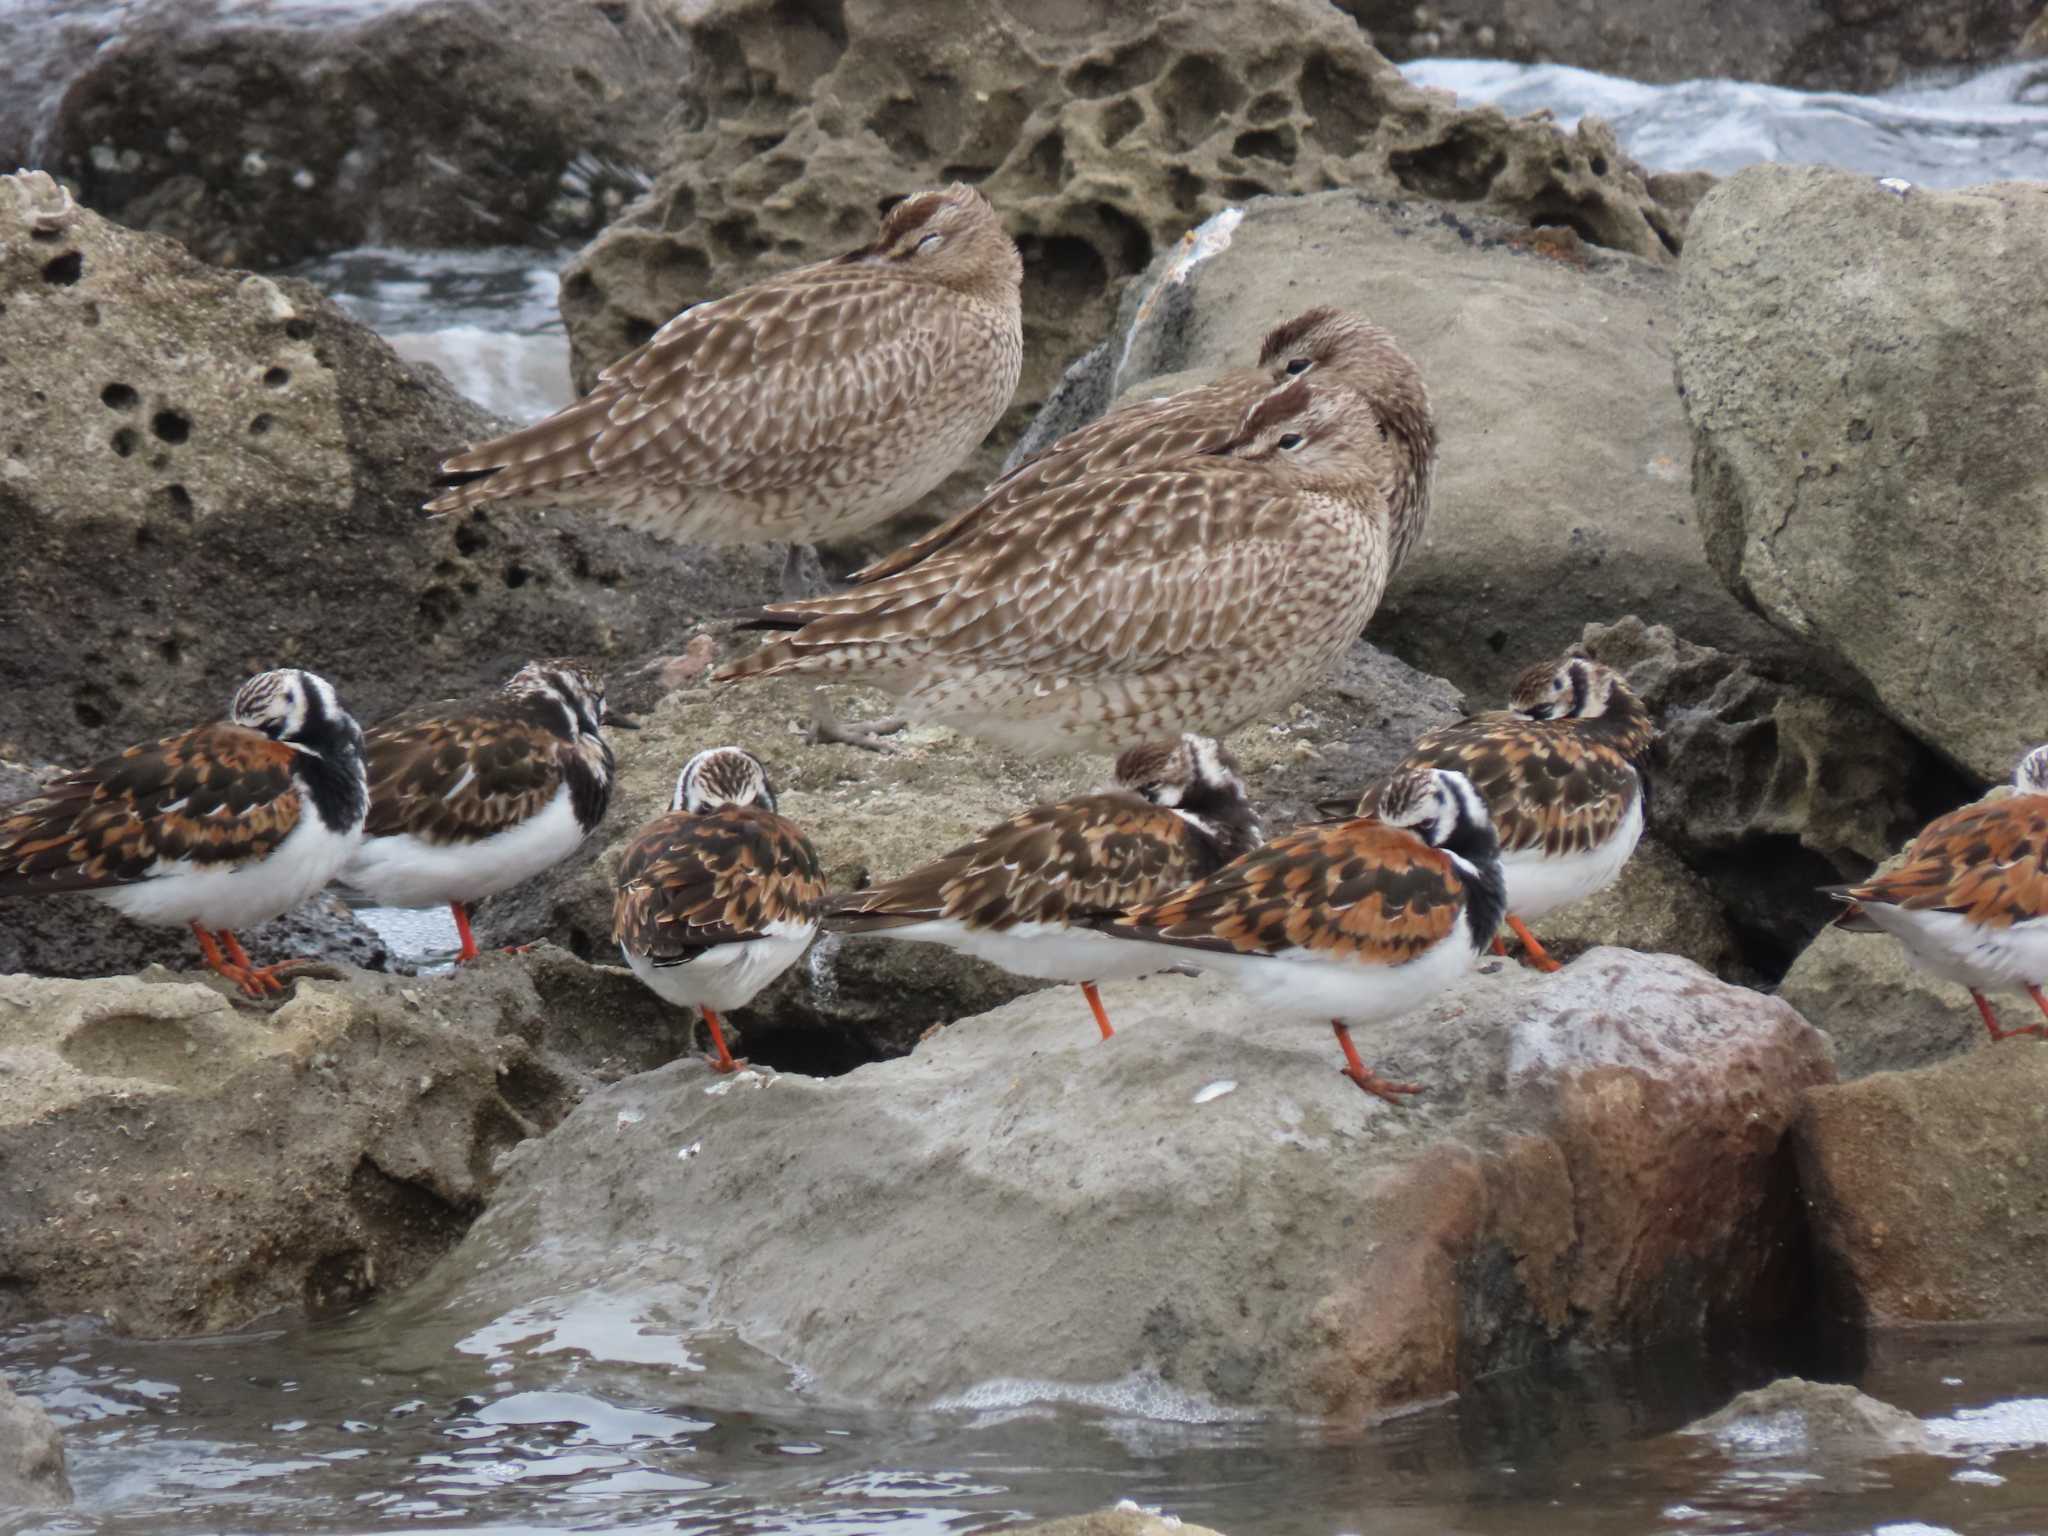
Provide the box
[1341,1064,1424,1104]
[1974,990,2044,1042]
[1506,914,1563,973]
[700,1006,746,1073]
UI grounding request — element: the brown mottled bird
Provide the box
[339,660,629,963]
[855,305,1435,586]
[1100,768,1504,1104]
[0,670,368,998]
[825,734,1263,1040]
[612,747,827,1072]
[1345,656,1653,973]
[716,376,1396,754]
[424,184,1024,591]
[1827,744,2048,1044]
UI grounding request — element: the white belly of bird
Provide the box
[1183,928,1480,1026]
[341,787,588,909]
[621,921,818,1014]
[1501,794,1644,922]
[98,810,363,932]
[861,919,1173,984]
[1855,906,2048,993]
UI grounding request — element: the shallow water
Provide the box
[8,1306,2048,1534]
[1401,58,2048,188]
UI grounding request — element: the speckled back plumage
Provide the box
[850,305,1434,585]
[425,185,1024,545]
[716,378,1395,754]
[612,806,826,962]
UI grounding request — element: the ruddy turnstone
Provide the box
[1366,655,1653,973]
[424,184,1024,591]
[854,305,1436,584]
[825,734,1262,1039]
[340,659,629,964]
[715,376,1395,754]
[613,747,826,1072]
[1101,768,1504,1103]
[0,670,367,998]
[1827,744,2048,1043]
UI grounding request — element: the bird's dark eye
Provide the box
[915,232,943,253]
[1277,432,1305,450]
[1284,358,1312,376]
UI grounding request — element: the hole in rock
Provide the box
[150,410,191,444]
[41,251,83,285]
[263,366,290,389]
[110,427,138,458]
[100,382,138,411]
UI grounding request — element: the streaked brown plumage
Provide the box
[825,734,1262,1038]
[342,660,623,963]
[613,747,826,1071]
[1828,744,2048,1042]
[1344,656,1652,971]
[0,670,368,998]
[715,377,1395,754]
[424,185,1024,548]
[853,306,1435,584]
[1101,768,1505,1102]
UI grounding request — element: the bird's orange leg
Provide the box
[1489,935,1510,959]
[1506,914,1562,973]
[1977,988,2046,1042]
[217,929,307,996]
[1081,981,1115,1040]
[1330,1021,1422,1105]
[700,1006,745,1073]
[2028,985,2048,1032]
[450,902,482,964]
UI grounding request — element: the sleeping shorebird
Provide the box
[612,747,826,1072]
[715,376,1395,753]
[0,670,367,998]
[423,184,1023,594]
[853,305,1436,586]
[1101,768,1504,1103]
[825,734,1262,1040]
[1357,655,1653,973]
[340,660,630,963]
[1827,744,2048,1043]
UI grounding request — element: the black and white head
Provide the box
[506,658,613,741]
[1509,655,1628,722]
[1378,767,1494,853]
[2016,744,2048,796]
[1113,733,1263,855]
[673,747,778,815]
[231,668,358,754]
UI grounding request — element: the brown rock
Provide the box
[414,949,1831,1417]
[1795,1043,2048,1323]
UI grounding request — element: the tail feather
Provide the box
[422,393,620,515]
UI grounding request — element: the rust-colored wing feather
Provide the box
[361,711,565,845]
[613,806,827,960]
[1109,819,1464,966]
[428,269,950,513]
[0,724,301,893]
[828,793,1217,933]
[1395,714,1641,858]
[850,371,1266,584]
[1838,794,2048,929]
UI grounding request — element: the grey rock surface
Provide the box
[1681,1376,1936,1456]
[0,953,688,1337]
[0,170,776,772]
[414,948,1830,1418]
[1677,165,2048,783]
[1065,192,1798,705]
[0,1376,71,1509]
[31,0,685,267]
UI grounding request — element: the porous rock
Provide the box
[1677,165,2048,783]
[0,1375,71,1509]
[476,635,1466,1065]
[1776,926,1987,1081]
[0,956,688,1337]
[0,170,775,771]
[414,949,1831,1417]
[1040,192,1795,706]
[33,0,685,267]
[559,0,1690,535]
[1795,1042,2048,1323]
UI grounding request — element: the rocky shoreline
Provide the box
[3,0,2046,1521]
